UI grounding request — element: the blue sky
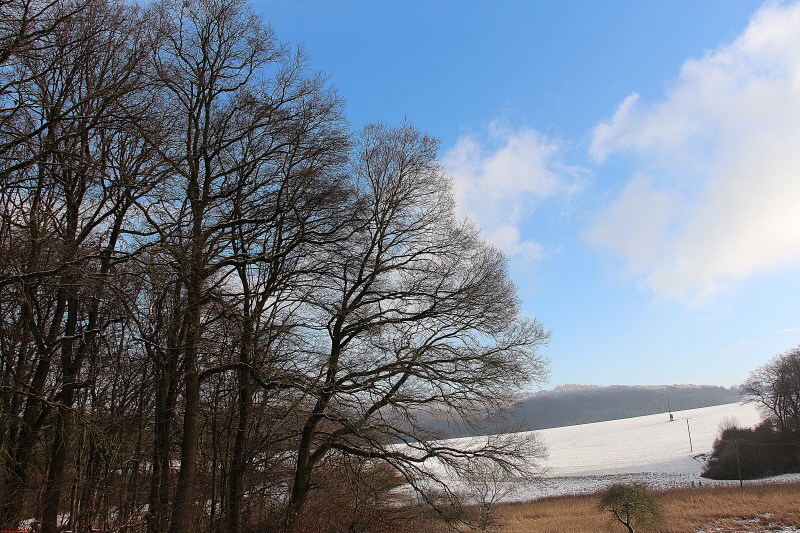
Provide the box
[255,0,800,389]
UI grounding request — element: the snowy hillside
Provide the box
[540,402,760,476]
[520,401,796,499]
[425,402,800,501]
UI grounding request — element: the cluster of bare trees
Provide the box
[704,346,800,481]
[0,0,550,532]
[742,346,800,434]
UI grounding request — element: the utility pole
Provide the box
[683,417,693,451]
[660,393,673,420]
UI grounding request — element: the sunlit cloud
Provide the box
[443,120,583,262]
[588,1,800,303]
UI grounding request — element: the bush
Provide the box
[597,483,664,533]
[702,420,800,480]
[286,456,412,533]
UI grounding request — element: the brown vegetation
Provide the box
[492,482,800,533]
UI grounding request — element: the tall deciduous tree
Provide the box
[0,1,552,530]
[0,0,156,529]
[287,121,550,523]
[135,1,348,531]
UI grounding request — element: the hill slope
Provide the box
[423,384,742,437]
[520,402,771,499]
[431,402,786,502]
[511,383,742,430]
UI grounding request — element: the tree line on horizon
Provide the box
[0,1,550,532]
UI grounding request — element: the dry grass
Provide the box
[493,482,800,533]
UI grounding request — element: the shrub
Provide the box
[597,483,664,533]
[702,420,800,480]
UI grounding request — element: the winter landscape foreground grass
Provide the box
[492,481,800,532]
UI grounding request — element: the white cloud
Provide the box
[443,121,581,262]
[588,1,800,303]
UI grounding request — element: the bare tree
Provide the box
[0,0,156,529]
[132,1,348,531]
[286,121,550,525]
[742,346,800,434]
[0,0,107,178]
[0,3,551,532]
[0,0,90,66]
[461,435,546,532]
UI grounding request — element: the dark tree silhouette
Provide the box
[0,1,550,531]
[742,346,800,434]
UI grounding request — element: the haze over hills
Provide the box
[427,384,742,438]
[512,384,742,430]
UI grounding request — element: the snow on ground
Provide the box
[419,402,800,501]
[539,402,761,476]
[516,402,800,500]
[418,402,800,531]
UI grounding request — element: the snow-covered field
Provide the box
[517,401,800,500]
[426,402,800,502]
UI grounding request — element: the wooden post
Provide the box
[736,441,743,490]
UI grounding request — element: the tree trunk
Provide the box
[0,349,53,529]
[40,293,80,533]
[169,364,200,533]
[288,338,344,522]
[148,362,179,533]
[288,422,317,521]
[288,406,330,521]
[225,366,252,533]
[169,263,203,533]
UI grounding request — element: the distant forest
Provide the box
[424,384,742,437]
